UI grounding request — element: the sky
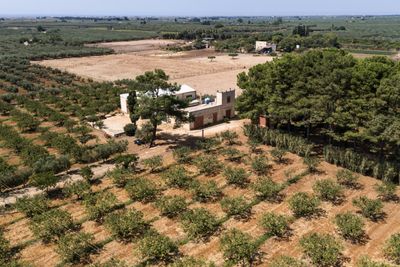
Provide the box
[1,0,399,17]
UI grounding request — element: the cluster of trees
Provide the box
[238,50,400,182]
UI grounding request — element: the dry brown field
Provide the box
[2,130,399,267]
[37,40,273,95]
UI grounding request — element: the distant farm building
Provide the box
[255,41,277,54]
[120,85,235,130]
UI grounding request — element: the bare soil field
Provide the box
[37,40,273,95]
[2,128,399,266]
[86,39,185,54]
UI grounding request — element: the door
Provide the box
[213,112,218,123]
[194,116,204,129]
[225,109,232,118]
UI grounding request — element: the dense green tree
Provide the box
[219,229,259,266]
[105,209,149,241]
[181,208,220,240]
[288,192,321,218]
[300,233,343,267]
[335,212,365,242]
[139,231,179,263]
[123,70,188,147]
[384,233,400,264]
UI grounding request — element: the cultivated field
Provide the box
[1,130,399,266]
[37,40,273,95]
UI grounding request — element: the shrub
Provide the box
[384,233,400,264]
[105,209,149,241]
[269,255,307,267]
[335,212,365,242]
[142,155,163,172]
[169,257,209,267]
[156,196,188,218]
[15,195,49,217]
[219,130,239,145]
[196,138,221,152]
[194,155,222,176]
[30,209,75,243]
[181,208,220,240]
[259,212,291,237]
[375,182,398,201]
[223,166,249,188]
[336,169,359,188]
[221,147,243,162]
[81,166,94,181]
[288,192,320,218]
[313,179,344,204]
[57,232,95,263]
[162,166,192,189]
[125,178,159,203]
[139,231,179,263]
[250,155,270,175]
[192,181,222,203]
[172,146,192,163]
[270,148,287,163]
[84,191,118,222]
[303,156,321,173]
[0,229,11,263]
[352,196,384,221]
[114,154,139,171]
[63,180,92,200]
[357,256,393,267]
[90,258,127,267]
[29,172,59,192]
[300,233,343,267]
[124,123,137,136]
[220,196,251,219]
[219,229,259,266]
[108,167,130,188]
[135,121,154,144]
[252,177,283,201]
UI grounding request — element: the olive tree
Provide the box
[300,233,343,267]
[194,155,222,176]
[270,148,287,163]
[303,156,321,173]
[336,169,359,188]
[375,182,398,201]
[313,179,344,204]
[15,195,49,217]
[221,148,244,162]
[156,196,188,218]
[223,166,250,188]
[172,146,192,164]
[57,232,95,263]
[192,181,222,203]
[81,166,94,182]
[63,180,92,200]
[105,209,149,241]
[83,191,118,222]
[252,177,283,202]
[142,155,163,172]
[169,257,209,267]
[250,155,270,175]
[108,167,131,188]
[259,212,291,238]
[269,255,307,267]
[139,231,179,263]
[219,229,259,266]
[220,196,251,219]
[30,209,75,243]
[125,178,159,203]
[288,192,321,218]
[335,212,365,243]
[219,130,239,145]
[356,256,393,267]
[384,233,400,264]
[29,172,59,193]
[181,208,220,240]
[0,229,11,263]
[352,196,384,221]
[162,166,192,189]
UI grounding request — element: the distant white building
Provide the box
[255,41,277,54]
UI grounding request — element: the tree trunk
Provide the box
[150,122,158,148]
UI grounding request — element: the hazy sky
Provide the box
[1,0,399,16]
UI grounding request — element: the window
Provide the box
[227,96,231,103]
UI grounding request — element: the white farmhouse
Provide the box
[120,85,235,130]
[255,41,277,54]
